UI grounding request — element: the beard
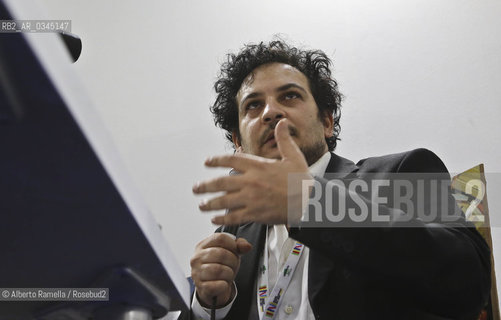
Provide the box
[300,138,328,166]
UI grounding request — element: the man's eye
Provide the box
[246,101,261,110]
[284,92,300,100]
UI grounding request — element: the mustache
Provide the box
[260,122,298,146]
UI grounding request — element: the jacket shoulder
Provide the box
[356,148,448,173]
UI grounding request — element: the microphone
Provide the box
[58,31,82,63]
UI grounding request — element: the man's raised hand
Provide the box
[192,119,312,226]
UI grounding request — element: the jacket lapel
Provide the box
[227,223,266,318]
[308,153,358,310]
[325,152,358,175]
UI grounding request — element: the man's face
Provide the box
[233,63,333,165]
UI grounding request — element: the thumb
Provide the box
[275,119,303,161]
[236,238,252,255]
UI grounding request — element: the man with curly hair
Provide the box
[188,40,490,319]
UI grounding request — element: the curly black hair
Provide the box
[211,39,343,151]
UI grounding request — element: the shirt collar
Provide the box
[308,151,331,178]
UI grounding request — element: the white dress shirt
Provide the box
[192,152,332,320]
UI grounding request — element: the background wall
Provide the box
[37,0,501,306]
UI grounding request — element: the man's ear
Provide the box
[232,131,242,149]
[322,112,334,138]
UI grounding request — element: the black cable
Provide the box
[211,295,217,320]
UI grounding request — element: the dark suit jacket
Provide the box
[190,149,491,320]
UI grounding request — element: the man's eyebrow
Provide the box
[276,83,308,94]
[239,92,262,108]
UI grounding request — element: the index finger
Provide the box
[197,233,239,254]
[204,153,272,172]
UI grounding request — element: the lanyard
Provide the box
[256,226,305,320]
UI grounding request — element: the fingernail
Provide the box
[192,182,200,192]
[205,157,213,165]
[199,199,208,209]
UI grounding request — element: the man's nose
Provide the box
[261,100,285,123]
